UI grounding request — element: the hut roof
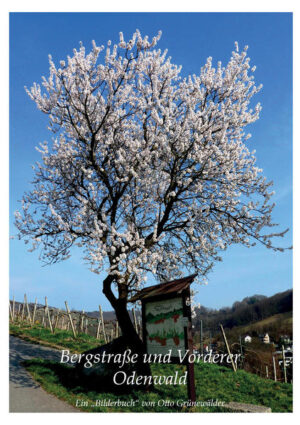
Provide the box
[129,274,197,303]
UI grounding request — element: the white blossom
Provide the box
[15,30,288,296]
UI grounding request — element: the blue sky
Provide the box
[9,12,292,312]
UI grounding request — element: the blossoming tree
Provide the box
[15,30,287,347]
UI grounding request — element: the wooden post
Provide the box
[115,321,119,338]
[96,318,101,340]
[12,296,15,322]
[51,313,56,327]
[80,310,85,333]
[50,312,54,327]
[17,304,21,321]
[21,302,25,321]
[9,302,13,321]
[282,345,287,383]
[99,306,107,343]
[186,319,196,402]
[61,316,65,330]
[45,297,54,333]
[24,294,32,323]
[85,318,88,334]
[65,301,77,338]
[32,298,37,324]
[239,335,243,368]
[132,308,138,333]
[220,324,237,372]
[273,356,277,382]
[54,312,60,330]
[67,321,70,331]
[265,365,269,378]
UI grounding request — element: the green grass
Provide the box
[10,322,103,352]
[11,322,293,412]
[23,358,292,413]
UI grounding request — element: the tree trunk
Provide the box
[115,301,141,346]
[102,275,152,384]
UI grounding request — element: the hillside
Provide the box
[232,311,292,334]
[193,289,292,337]
[224,311,292,342]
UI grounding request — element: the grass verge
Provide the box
[23,358,292,413]
[10,322,103,352]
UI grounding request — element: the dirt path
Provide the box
[9,335,79,412]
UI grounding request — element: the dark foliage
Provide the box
[193,289,292,334]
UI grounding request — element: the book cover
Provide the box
[9,10,293,415]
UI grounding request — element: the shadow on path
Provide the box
[10,336,61,388]
[9,335,78,412]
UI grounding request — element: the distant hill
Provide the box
[86,309,139,321]
[193,289,292,335]
[226,311,292,339]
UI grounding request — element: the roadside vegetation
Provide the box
[23,358,292,413]
[10,322,103,352]
[11,321,292,412]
